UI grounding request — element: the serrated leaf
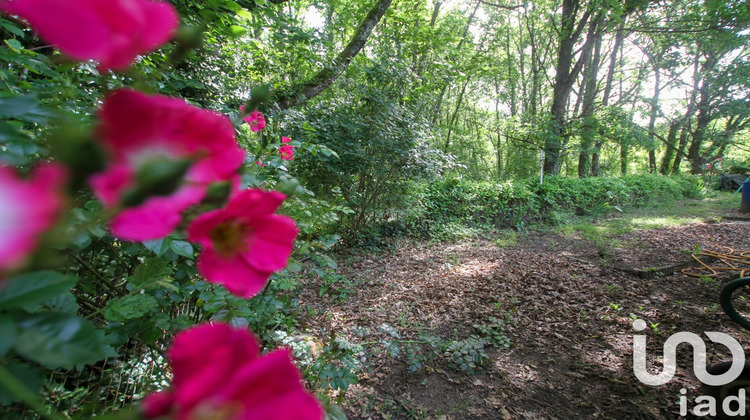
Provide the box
[104,294,158,322]
[23,290,78,314]
[4,39,22,49]
[170,240,194,259]
[0,94,51,122]
[0,20,25,37]
[0,271,76,310]
[130,257,172,288]
[143,238,171,256]
[14,313,113,369]
[378,323,401,339]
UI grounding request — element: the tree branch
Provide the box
[274,0,393,109]
[473,0,523,10]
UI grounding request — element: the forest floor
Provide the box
[299,193,750,419]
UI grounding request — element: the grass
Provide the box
[546,192,739,244]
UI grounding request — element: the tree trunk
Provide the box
[591,19,626,176]
[659,121,681,174]
[545,0,595,174]
[577,20,603,178]
[444,75,472,151]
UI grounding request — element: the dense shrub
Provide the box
[395,174,703,237]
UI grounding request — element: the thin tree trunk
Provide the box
[444,75,472,151]
[577,21,603,178]
[659,121,681,174]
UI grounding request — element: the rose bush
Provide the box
[0,1,329,419]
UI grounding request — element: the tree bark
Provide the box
[274,0,393,110]
[577,19,603,178]
[544,0,595,174]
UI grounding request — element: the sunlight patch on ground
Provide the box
[629,216,703,229]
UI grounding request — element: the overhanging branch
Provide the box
[274,0,393,109]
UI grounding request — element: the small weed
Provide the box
[473,316,512,349]
[317,271,356,302]
[609,302,622,312]
[699,275,719,290]
[444,253,461,270]
[443,336,489,373]
[495,229,517,248]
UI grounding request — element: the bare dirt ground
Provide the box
[300,214,750,419]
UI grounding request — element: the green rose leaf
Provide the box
[143,238,172,256]
[170,240,194,259]
[130,257,172,288]
[14,313,114,369]
[104,294,159,322]
[0,315,16,357]
[0,271,77,310]
[0,361,46,406]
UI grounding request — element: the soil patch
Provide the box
[300,220,750,419]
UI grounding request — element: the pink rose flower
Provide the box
[279,144,294,161]
[187,189,297,298]
[89,89,244,241]
[0,0,178,71]
[240,106,266,132]
[142,323,323,420]
[281,136,291,144]
[0,164,66,271]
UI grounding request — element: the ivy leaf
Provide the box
[0,271,76,310]
[14,313,114,369]
[104,294,159,322]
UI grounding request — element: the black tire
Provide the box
[704,361,750,419]
[721,277,750,331]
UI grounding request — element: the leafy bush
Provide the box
[394,174,703,238]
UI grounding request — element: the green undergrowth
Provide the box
[548,191,739,245]
[382,174,704,242]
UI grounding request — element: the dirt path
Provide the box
[300,219,750,419]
